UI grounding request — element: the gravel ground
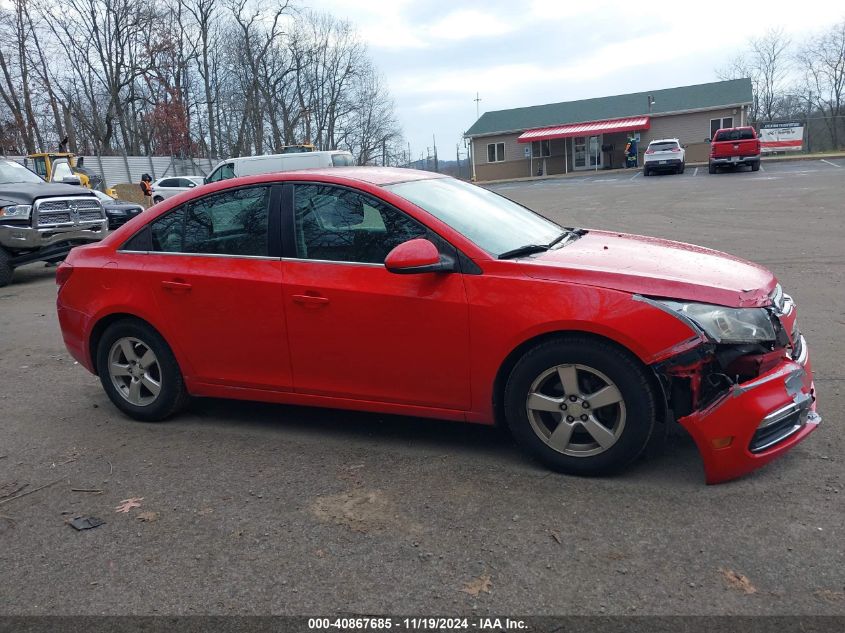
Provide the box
[1,158,843,616]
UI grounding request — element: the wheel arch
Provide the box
[491,329,667,428]
[88,312,184,376]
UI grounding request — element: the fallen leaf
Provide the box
[461,573,493,597]
[198,507,214,515]
[814,589,845,603]
[115,497,144,513]
[315,549,326,558]
[720,568,756,594]
[549,529,562,545]
[136,511,159,523]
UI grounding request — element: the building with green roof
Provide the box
[464,78,753,181]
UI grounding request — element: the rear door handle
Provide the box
[161,280,192,293]
[292,293,329,307]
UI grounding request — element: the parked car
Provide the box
[708,126,761,173]
[0,158,105,287]
[643,138,685,176]
[205,150,355,184]
[56,167,819,484]
[150,176,205,204]
[92,190,144,229]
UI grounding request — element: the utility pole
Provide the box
[456,143,461,179]
[474,92,482,120]
[432,134,439,173]
[407,142,412,167]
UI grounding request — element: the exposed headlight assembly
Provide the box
[655,299,776,344]
[0,204,32,219]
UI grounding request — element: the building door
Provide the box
[572,135,602,170]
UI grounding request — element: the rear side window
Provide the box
[714,129,755,141]
[150,207,186,252]
[157,178,179,187]
[147,187,270,257]
[183,187,269,256]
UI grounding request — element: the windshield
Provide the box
[386,177,563,257]
[0,160,43,185]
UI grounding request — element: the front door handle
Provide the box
[161,279,192,293]
[292,293,329,307]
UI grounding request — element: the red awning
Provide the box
[517,117,650,142]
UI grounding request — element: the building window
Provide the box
[532,139,551,158]
[710,117,735,139]
[487,142,505,163]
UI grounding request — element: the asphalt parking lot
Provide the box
[1,158,843,616]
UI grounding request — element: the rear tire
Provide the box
[96,319,188,422]
[708,163,716,174]
[643,167,649,177]
[678,163,685,174]
[0,247,13,287]
[503,336,656,476]
[751,161,760,172]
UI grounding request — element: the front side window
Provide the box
[148,187,270,257]
[293,184,425,264]
[487,142,505,162]
[331,153,354,167]
[206,163,235,183]
[32,157,48,178]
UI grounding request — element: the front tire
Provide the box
[96,319,188,421]
[504,336,656,476]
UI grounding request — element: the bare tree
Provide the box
[719,28,791,123]
[796,19,845,149]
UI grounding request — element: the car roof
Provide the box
[273,166,449,186]
[648,138,680,144]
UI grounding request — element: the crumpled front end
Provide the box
[650,286,821,484]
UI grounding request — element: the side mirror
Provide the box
[61,176,82,185]
[385,238,455,274]
[188,182,196,188]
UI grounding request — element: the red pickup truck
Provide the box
[708,126,761,173]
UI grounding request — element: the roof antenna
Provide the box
[474,92,482,120]
[647,95,656,112]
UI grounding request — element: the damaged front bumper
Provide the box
[677,340,820,484]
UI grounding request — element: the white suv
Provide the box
[150,176,205,203]
[643,139,685,176]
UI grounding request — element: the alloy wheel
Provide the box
[525,364,626,457]
[108,337,162,406]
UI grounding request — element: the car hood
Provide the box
[0,182,96,206]
[521,230,776,308]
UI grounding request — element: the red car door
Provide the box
[282,183,471,410]
[132,185,293,391]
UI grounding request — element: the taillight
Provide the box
[56,262,73,289]
[671,147,681,152]
[645,149,654,154]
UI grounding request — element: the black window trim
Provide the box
[280,181,481,274]
[117,183,284,259]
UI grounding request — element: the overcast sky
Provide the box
[306,0,843,161]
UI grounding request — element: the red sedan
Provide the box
[56,167,820,483]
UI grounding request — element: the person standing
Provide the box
[140,174,153,207]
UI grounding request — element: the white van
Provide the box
[205,150,354,183]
